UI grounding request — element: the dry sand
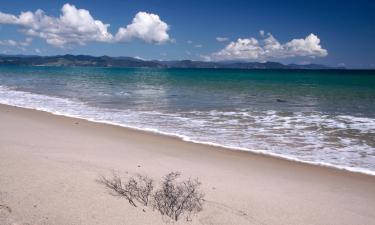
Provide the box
[0,103,374,225]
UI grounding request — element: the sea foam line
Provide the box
[0,85,375,176]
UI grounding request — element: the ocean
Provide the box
[0,66,374,174]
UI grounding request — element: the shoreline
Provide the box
[1,103,375,225]
[1,102,374,177]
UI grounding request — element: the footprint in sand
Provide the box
[0,205,12,214]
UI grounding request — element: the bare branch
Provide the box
[152,172,205,221]
[97,173,137,207]
[134,174,154,206]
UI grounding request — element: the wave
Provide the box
[0,85,374,176]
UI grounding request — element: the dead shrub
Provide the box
[98,173,138,207]
[98,171,204,221]
[98,173,154,207]
[133,174,154,206]
[153,172,205,221]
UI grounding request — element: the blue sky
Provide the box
[0,0,374,68]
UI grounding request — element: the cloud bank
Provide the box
[208,33,327,61]
[0,4,170,47]
[0,37,32,50]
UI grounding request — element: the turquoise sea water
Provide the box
[0,66,374,174]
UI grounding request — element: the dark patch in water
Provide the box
[276,99,287,103]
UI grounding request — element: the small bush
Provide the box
[153,172,205,221]
[98,171,204,221]
[98,173,154,207]
[133,174,154,206]
[98,173,137,207]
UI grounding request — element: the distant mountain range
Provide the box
[0,54,344,70]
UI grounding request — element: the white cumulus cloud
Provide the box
[283,34,328,57]
[0,4,171,47]
[0,4,112,47]
[115,12,170,44]
[209,33,327,61]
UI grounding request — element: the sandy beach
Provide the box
[0,103,374,225]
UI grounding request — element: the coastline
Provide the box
[1,103,375,225]
[1,87,374,176]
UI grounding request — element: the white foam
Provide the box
[0,85,374,176]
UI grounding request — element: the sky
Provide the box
[0,0,374,68]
